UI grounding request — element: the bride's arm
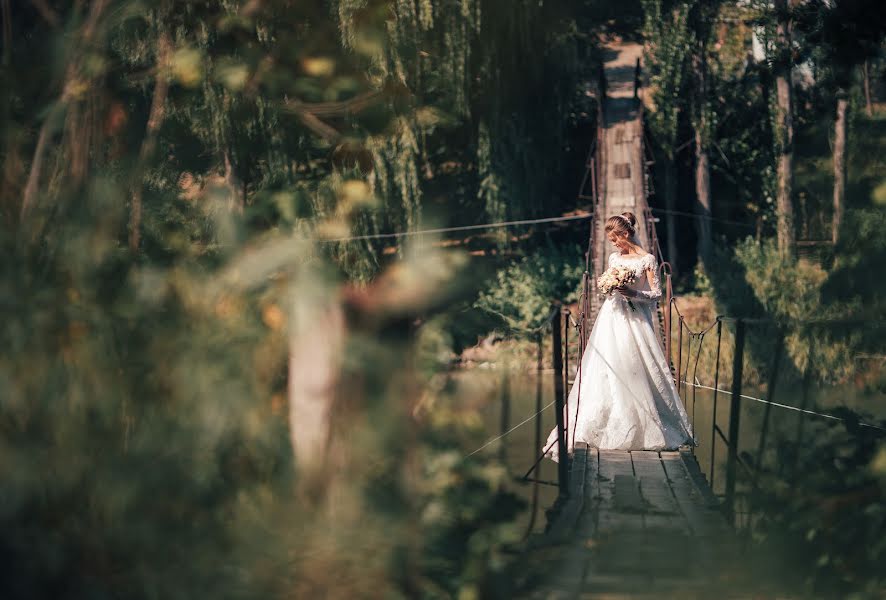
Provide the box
[634,266,662,302]
[618,261,662,303]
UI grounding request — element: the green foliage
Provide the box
[751,417,886,596]
[0,197,297,596]
[642,0,692,156]
[732,237,854,380]
[474,245,585,332]
[2,1,571,596]
[821,207,886,356]
[734,237,830,323]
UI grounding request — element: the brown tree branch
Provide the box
[282,90,383,118]
[291,109,342,142]
[2,0,12,65]
[280,91,385,143]
[129,30,172,252]
[19,0,110,221]
[29,0,61,28]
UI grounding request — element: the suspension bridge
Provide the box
[463,41,885,598]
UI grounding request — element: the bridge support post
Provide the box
[664,276,673,368]
[551,306,569,498]
[499,368,510,464]
[725,318,745,525]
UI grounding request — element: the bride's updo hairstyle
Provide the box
[605,211,637,239]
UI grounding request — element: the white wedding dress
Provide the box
[544,251,694,462]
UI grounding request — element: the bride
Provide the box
[544,212,694,462]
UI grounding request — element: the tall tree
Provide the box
[832,88,847,243]
[798,0,886,244]
[773,0,796,258]
[689,0,720,266]
[642,0,692,271]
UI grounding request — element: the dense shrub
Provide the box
[473,244,585,332]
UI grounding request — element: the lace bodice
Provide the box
[607,252,661,303]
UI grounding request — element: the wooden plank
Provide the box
[629,450,666,480]
[596,450,634,505]
[638,478,681,515]
[660,451,731,540]
[627,451,694,538]
[679,450,722,508]
[591,451,646,536]
[631,450,662,460]
[613,474,644,512]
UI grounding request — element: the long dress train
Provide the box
[544,252,694,462]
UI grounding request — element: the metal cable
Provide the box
[679,380,886,433]
[466,399,558,457]
[319,212,593,243]
[649,207,755,229]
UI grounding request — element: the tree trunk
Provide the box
[694,125,712,264]
[692,46,712,266]
[862,60,872,117]
[774,0,795,258]
[832,94,848,245]
[289,301,345,502]
[664,159,679,274]
[19,107,57,220]
[223,149,245,213]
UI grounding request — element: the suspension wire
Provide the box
[679,380,886,433]
[670,298,721,337]
[318,212,593,243]
[466,398,558,457]
[468,306,563,459]
[649,207,755,229]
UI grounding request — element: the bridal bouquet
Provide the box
[597,266,637,311]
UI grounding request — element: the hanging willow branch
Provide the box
[20,0,110,221]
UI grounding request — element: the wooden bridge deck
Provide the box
[510,446,738,599]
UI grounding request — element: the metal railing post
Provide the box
[562,307,570,447]
[666,290,673,370]
[499,367,510,464]
[665,284,674,369]
[710,319,723,487]
[521,333,545,539]
[791,363,813,479]
[676,315,684,394]
[552,306,569,498]
[725,318,745,525]
[753,331,785,485]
